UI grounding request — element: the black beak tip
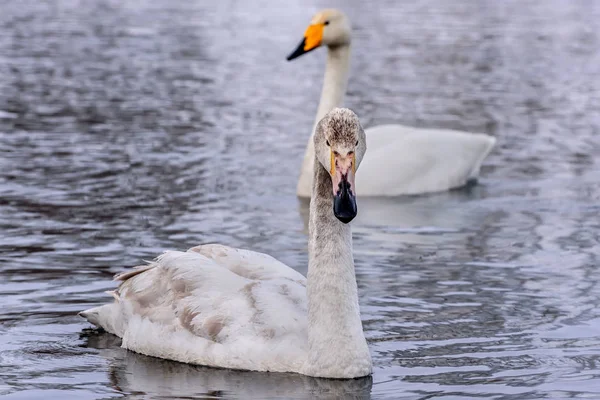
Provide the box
[286,38,310,61]
[334,211,356,224]
[333,193,357,224]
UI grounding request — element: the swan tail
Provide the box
[468,135,497,179]
[79,303,123,336]
[79,305,109,328]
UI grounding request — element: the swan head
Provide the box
[314,108,366,224]
[286,9,351,61]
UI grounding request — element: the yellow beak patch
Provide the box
[330,151,356,175]
[303,24,324,51]
[330,149,335,175]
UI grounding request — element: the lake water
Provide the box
[1,0,600,399]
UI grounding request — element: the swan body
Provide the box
[80,108,372,379]
[356,125,493,197]
[288,9,496,198]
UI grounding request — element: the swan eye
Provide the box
[355,140,359,146]
[324,20,330,26]
[326,140,331,147]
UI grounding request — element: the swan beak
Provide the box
[286,24,324,61]
[331,151,357,224]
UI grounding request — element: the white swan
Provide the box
[287,9,496,198]
[80,108,372,379]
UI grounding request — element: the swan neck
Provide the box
[297,44,351,197]
[314,44,351,128]
[305,160,370,376]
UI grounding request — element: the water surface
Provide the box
[1,0,600,399]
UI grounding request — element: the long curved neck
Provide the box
[314,44,351,127]
[305,159,370,377]
[297,45,351,197]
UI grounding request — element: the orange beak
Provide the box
[286,23,325,61]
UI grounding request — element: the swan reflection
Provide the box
[84,329,373,399]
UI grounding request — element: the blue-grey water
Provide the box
[1,0,600,399]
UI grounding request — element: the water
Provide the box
[1,0,600,398]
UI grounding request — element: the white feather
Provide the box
[356,125,495,196]
[81,245,309,374]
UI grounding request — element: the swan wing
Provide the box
[187,243,306,284]
[80,250,308,373]
[357,124,495,196]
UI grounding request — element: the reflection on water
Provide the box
[84,330,373,400]
[1,0,600,399]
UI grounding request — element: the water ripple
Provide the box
[1,0,600,399]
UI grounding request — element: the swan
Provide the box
[287,9,496,198]
[79,108,372,379]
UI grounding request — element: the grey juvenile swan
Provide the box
[80,108,372,379]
